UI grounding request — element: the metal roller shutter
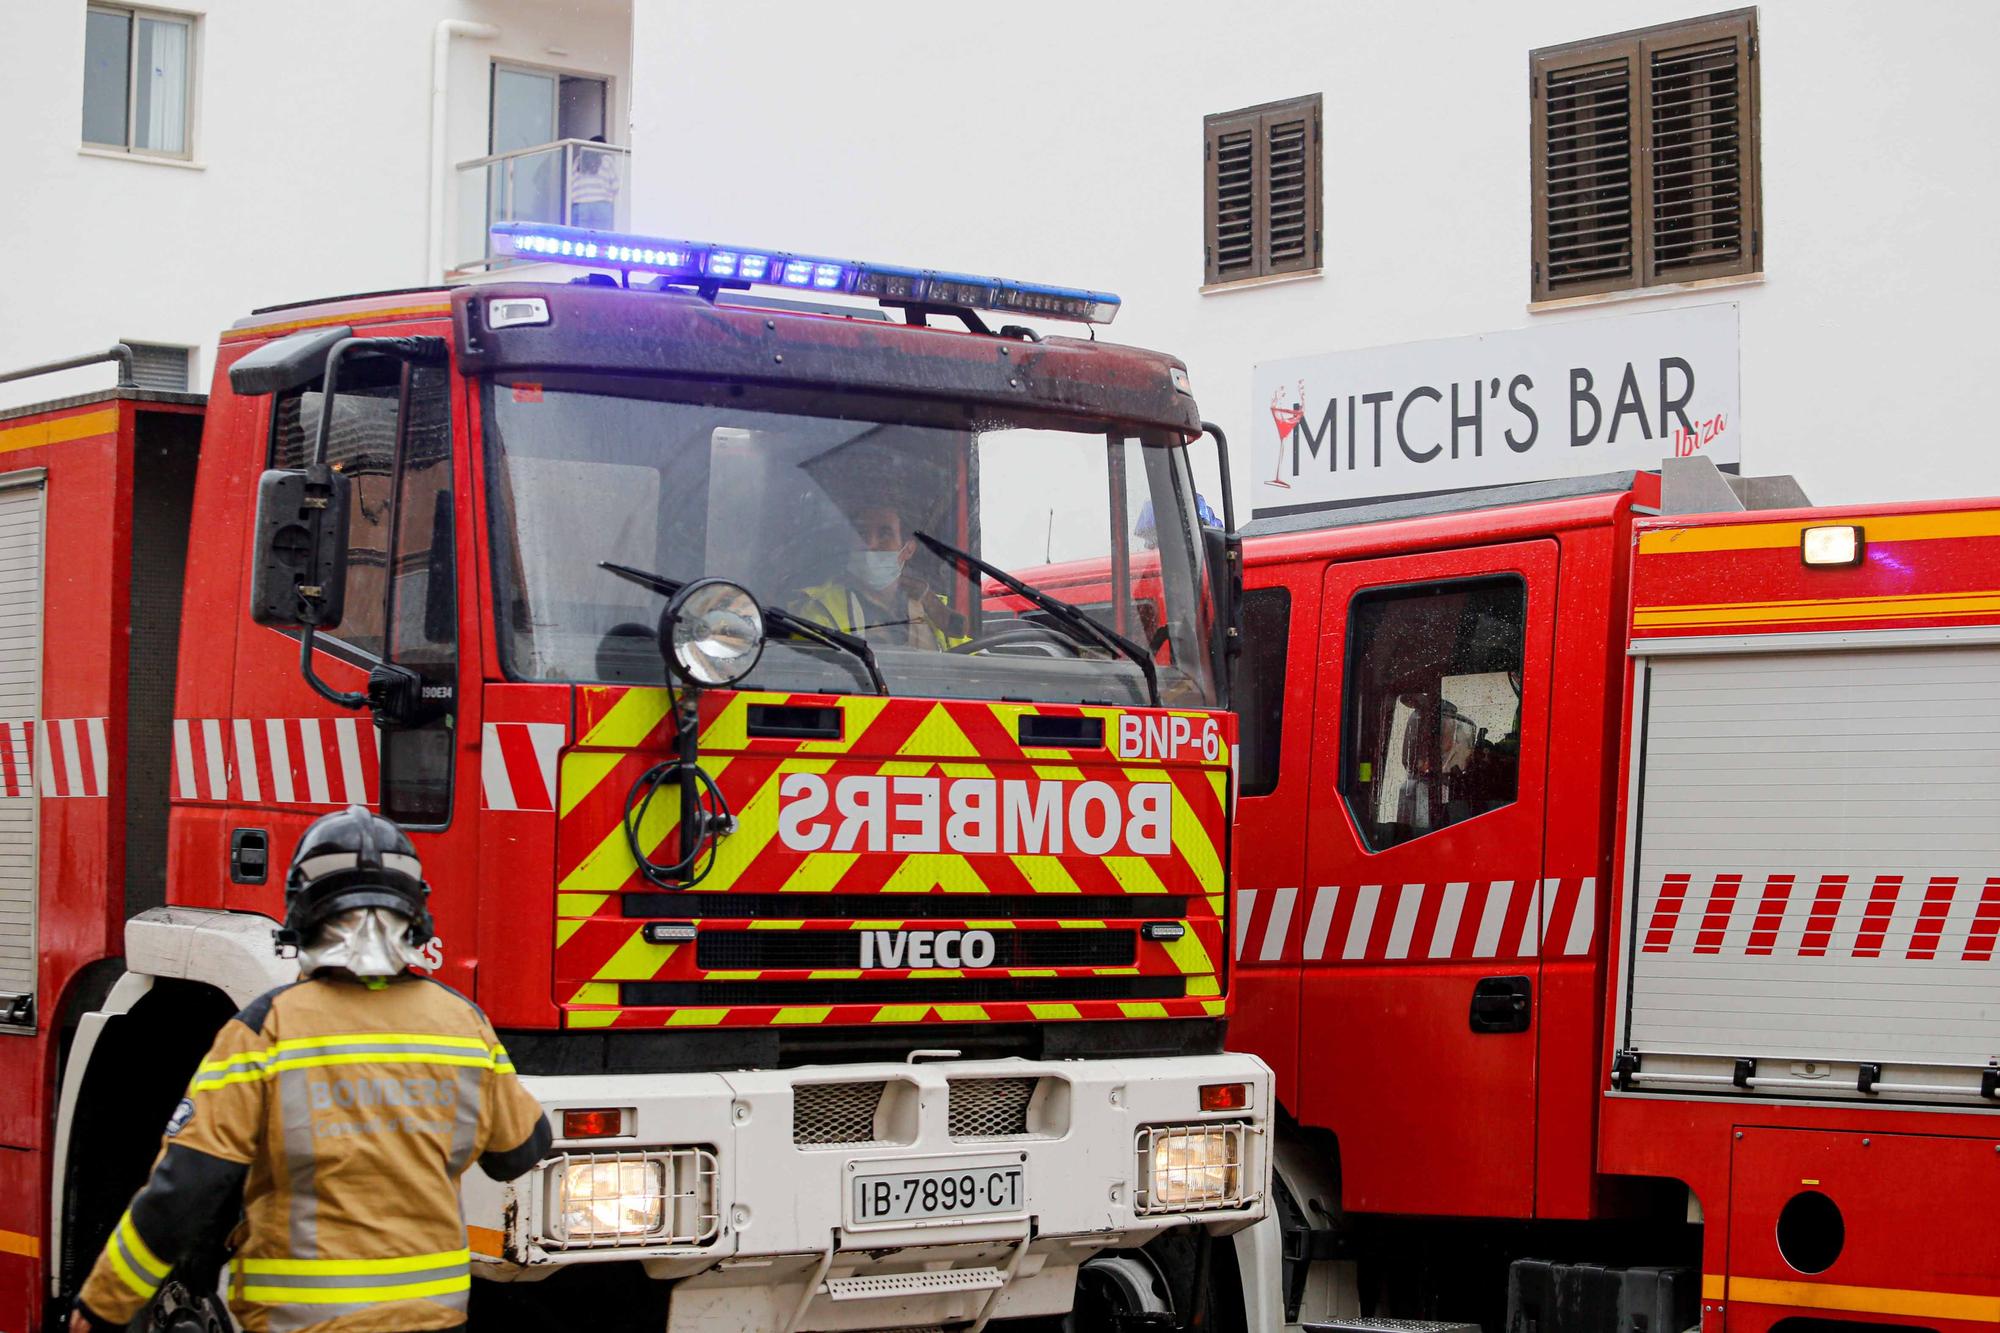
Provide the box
[1621,642,2000,1102]
[0,478,42,1027]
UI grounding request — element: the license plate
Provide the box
[849,1158,1027,1225]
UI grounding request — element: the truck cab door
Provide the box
[223,353,476,988]
[1297,539,1557,1218]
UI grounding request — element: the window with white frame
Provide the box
[82,5,195,157]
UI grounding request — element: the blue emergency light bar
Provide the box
[490,222,1121,325]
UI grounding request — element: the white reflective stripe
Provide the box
[173,718,197,799]
[197,718,225,800]
[87,718,107,795]
[59,719,85,797]
[35,722,53,797]
[1473,881,1513,958]
[296,851,361,880]
[335,718,367,803]
[1302,886,1338,961]
[1231,888,1256,961]
[1385,884,1424,960]
[1430,882,1469,958]
[480,725,517,812]
[382,852,422,877]
[1516,881,1543,957]
[1341,885,1380,960]
[299,719,331,804]
[1258,887,1296,962]
[528,723,565,805]
[266,719,295,804]
[1564,878,1596,954]
[234,719,262,802]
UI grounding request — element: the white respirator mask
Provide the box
[848,549,903,593]
[299,906,423,979]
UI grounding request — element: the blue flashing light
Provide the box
[488,221,1121,325]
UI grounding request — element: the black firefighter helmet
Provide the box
[277,804,434,951]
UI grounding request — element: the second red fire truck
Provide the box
[1227,459,2000,1331]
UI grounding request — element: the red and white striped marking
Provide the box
[1233,879,1597,963]
[1639,871,2000,963]
[0,718,109,798]
[481,722,566,811]
[173,716,379,807]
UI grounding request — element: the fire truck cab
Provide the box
[1233,461,2000,1331]
[0,225,1273,1333]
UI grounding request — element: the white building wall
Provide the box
[630,0,2000,508]
[0,0,630,409]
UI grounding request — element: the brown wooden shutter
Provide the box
[1532,10,1760,302]
[1205,94,1320,285]
[1261,101,1319,276]
[1533,41,1640,300]
[1205,110,1261,285]
[1642,12,1758,283]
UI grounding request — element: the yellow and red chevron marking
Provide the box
[551,688,1232,1030]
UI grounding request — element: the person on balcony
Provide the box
[569,135,618,229]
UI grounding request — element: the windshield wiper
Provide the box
[910,531,1160,707]
[600,562,888,695]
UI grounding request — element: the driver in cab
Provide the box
[798,502,964,649]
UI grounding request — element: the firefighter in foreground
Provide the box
[71,807,553,1333]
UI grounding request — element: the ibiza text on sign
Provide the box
[775,773,1174,857]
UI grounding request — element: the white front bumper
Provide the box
[463,1052,1270,1326]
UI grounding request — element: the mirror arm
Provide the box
[1199,419,1238,535]
[298,628,367,710]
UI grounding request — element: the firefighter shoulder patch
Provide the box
[165,1097,195,1139]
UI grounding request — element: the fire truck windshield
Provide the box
[483,377,1219,706]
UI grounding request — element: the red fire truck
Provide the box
[1229,461,2000,1332]
[0,223,1275,1332]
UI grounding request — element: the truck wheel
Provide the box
[1067,1251,1174,1328]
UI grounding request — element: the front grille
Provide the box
[948,1077,1038,1140]
[621,976,1184,1007]
[793,1081,887,1146]
[625,892,1187,921]
[696,929,1135,970]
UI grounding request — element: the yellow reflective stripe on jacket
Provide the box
[106,1210,168,1299]
[191,1035,511,1090]
[234,1248,472,1305]
[239,1246,470,1277]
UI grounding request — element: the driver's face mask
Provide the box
[299,906,422,979]
[848,548,903,593]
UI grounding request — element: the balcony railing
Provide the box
[455,138,631,273]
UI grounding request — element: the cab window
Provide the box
[1341,576,1524,850]
[1235,587,1291,798]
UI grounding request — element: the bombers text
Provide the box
[776,773,1174,857]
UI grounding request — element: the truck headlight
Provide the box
[559,1159,664,1239]
[541,1148,723,1249]
[1135,1124,1248,1214]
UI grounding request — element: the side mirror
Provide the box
[249,462,352,628]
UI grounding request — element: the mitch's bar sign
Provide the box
[777,773,1173,857]
[1251,303,1740,516]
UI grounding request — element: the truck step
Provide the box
[824,1267,1006,1301]
[1306,1321,1480,1332]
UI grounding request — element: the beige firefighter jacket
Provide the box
[78,973,551,1333]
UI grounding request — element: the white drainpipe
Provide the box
[428,19,500,283]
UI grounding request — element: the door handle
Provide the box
[1469,975,1531,1033]
[230,828,270,884]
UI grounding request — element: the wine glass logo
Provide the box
[1268,381,1306,489]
